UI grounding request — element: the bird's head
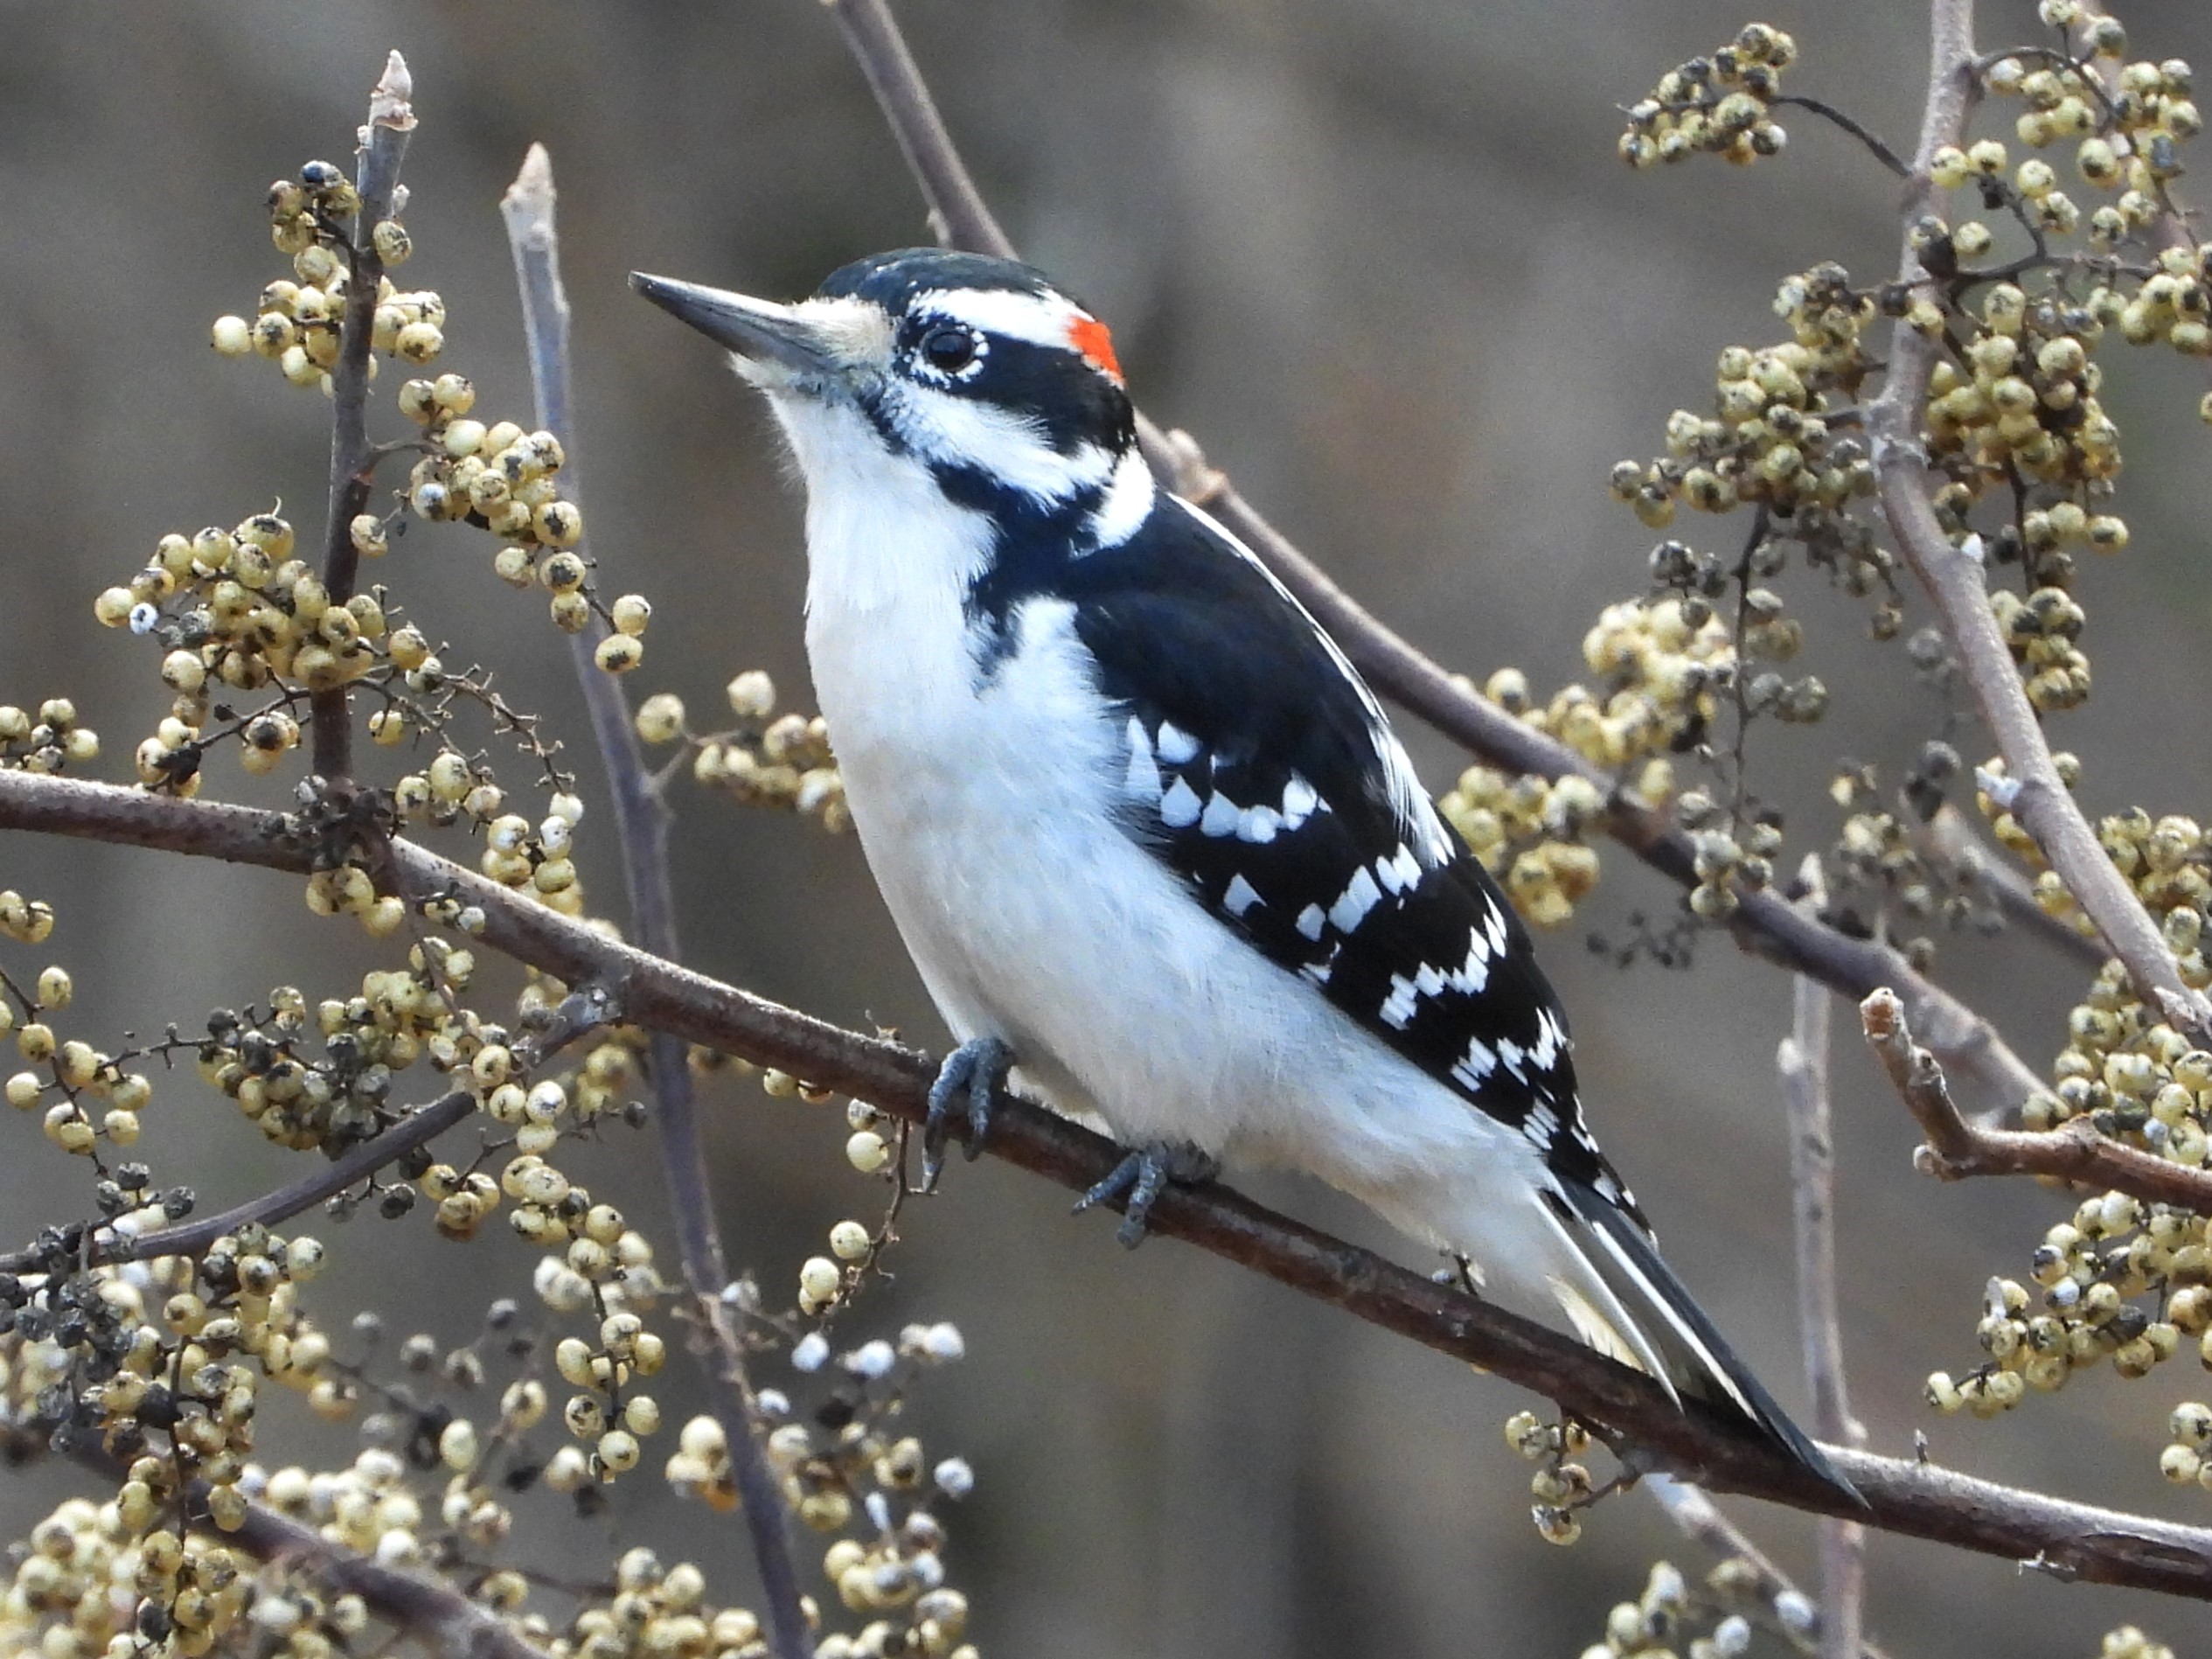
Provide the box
[632,249,1141,520]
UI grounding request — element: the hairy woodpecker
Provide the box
[633,249,1852,1497]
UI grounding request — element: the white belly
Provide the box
[806,587,1553,1240]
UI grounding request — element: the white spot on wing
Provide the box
[1295,903,1325,941]
[1200,791,1241,837]
[1374,843,1422,896]
[1166,496,1453,864]
[1237,805,1281,843]
[1328,866,1383,934]
[1223,874,1261,917]
[1156,722,1200,765]
[1160,777,1201,828]
[1525,1101,1560,1148]
[1123,717,1160,799]
[1380,975,1419,1029]
[1451,1038,1497,1090]
[1281,775,1319,828]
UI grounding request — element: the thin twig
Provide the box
[498,145,810,1659]
[820,0,1017,259]
[1647,1477,1894,1659]
[1771,94,1911,178]
[1865,3,2212,1042]
[0,1092,470,1276]
[311,52,416,783]
[812,0,2046,1117]
[1861,986,2212,1209]
[10,775,2212,1598]
[1777,867,1865,1659]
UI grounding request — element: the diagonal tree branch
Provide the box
[1864,1,2212,1042]
[0,1091,471,1277]
[9,770,2212,1598]
[499,144,810,1659]
[817,0,2047,1118]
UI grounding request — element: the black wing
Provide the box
[1042,496,1637,1216]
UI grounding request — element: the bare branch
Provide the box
[1770,94,1910,178]
[499,145,810,1659]
[225,1485,552,1659]
[1861,986,2212,1211]
[1778,885,1865,1659]
[10,775,2212,1598]
[813,0,2046,1116]
[819,0,1016,259]
[311,51,416,783]
[1865,3,2212,1041]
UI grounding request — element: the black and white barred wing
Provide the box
[1060,497,1629,1210]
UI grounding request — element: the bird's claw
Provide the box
[1073,1140,1221,1249]
[922,1036,1012,1189]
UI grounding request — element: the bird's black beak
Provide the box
[629,272,843,381]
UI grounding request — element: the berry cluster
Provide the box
[1617,24,1797,170]
[2096,1628,2177,1659]
[541,1549,782,1659]
[3,958,160,1155]
[208,153,650,683]
[635,670,850,833]
[1576,1561,1791,1659]
[1618,268,1879,536]
[0,700,100,777]
[0,1502,261,1659]
[1821,748,2001,971]
[1436,621,1699,929]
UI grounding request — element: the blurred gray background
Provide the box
[4,1,2211,1653]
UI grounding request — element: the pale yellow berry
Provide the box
[798,1257,842,1302]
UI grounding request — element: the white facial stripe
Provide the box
[915,287,1089,352]
[1088,448,1157,550]
[887,383,1116,502]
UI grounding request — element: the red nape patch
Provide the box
[1068,315,1123,383]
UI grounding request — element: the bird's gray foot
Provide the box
[1073,1140,1221,1249]
[922,1036,1012,1189]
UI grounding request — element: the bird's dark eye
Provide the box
[919,325,979,374]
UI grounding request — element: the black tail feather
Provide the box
[1559,1180,1861,1504]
